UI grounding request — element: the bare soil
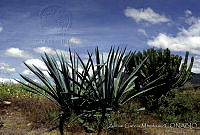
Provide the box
[1,97,200,135]
[0,97,52,135]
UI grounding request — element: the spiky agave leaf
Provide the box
[92,48,163,110]
[18,50,95,135]
[77,47,165,134]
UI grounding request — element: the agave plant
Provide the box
[18,47,163,134]
[85,47,164,133]
[63,47,165,133]
[18,50,97,135]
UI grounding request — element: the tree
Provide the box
[125,48,194,111]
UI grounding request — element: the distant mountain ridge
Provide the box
[189,72,200,84]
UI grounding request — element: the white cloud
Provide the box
[184,10,198,25]
[102,52,109,61]
[179,56,197,73]
[185,10,192,17]
[24,59,47,70]
[69,37,83,44]
[83,52,109,62]
[174,54,199,75]
[33,79,40,83]
[55,50,72,62]
[192,62,200,73]
[22,69,33,76]
[185,16,199,25]
[0,27,3,32]
[4,48,31,59]
[124,7,170,24]
[22,69,50,78]
[33,46,71,60]
[42,70,50,77]
[147,19,200,55]
[191,56,200,73]
[0,78,19,84]
[137,29,147,36]
[23,58,55,78]
[0,63,16,73]
[24,79,41,85]
[33,46,56,55]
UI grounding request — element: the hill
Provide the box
[189,72,200,84]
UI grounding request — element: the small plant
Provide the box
[18,47,163,134]
[155,89,200,125]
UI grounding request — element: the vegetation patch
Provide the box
[1,47,199,135]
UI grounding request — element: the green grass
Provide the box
[0,83,44,101]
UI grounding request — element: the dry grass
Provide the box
[0,97,57,135]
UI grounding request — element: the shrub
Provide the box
[155,89,200,125]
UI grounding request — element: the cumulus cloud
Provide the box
[33,46,71,59]
[0,63,16,74]
[69,37,82,44]
[137,29,147,36]
[22,68,50,78]
[184,10,198,25]
[4,48,31,59]
[147,18,200,55]
[0,27,3,32]
[33,46,56,55]
[24,59,47,70]
[185,16,199,25]
[191,57,200,73]
[124,7,170,24]
[185,10,192,17]
[0,78,19,84]
[22,69,33,76]
[24,58,59,78]
[33,79,40,83]
[42,70,50,77]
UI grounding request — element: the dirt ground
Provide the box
[0,97,102,135]
[0,97,148,135]
[1,98,200,135]
[0,98,53,135]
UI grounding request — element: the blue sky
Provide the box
[0,0,200,83]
